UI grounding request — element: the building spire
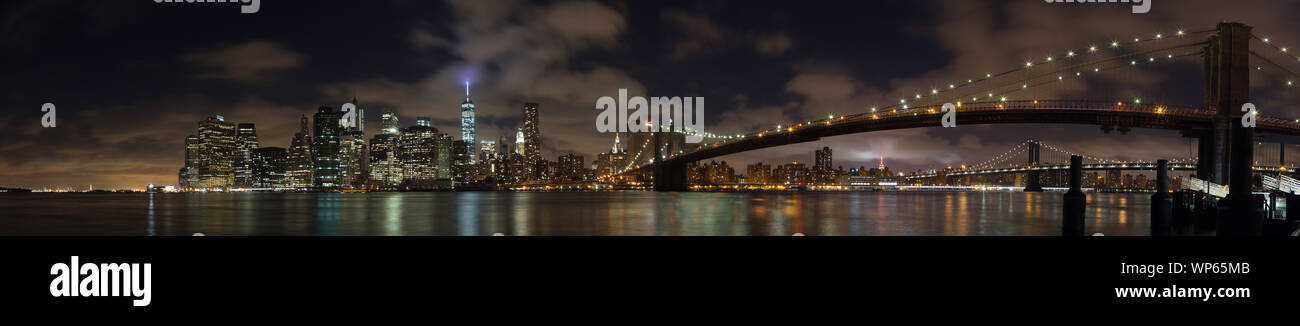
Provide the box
[612,133,622,153]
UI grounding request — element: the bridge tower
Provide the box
[651,125,689,191]
[1203,22,1261,235]
[1024,140,1044,192]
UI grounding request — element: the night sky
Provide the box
[4,0,1300,189]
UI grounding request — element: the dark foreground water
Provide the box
[0,192,1153,236]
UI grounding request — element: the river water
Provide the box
[0,191,1152,236]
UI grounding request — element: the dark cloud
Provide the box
[182,40,306,82]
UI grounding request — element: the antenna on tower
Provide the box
[465,81,470,98]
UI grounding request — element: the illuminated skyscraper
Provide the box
[196,116,236,189]
[515,127,526,156]
[312,106,344,188]
[340,99,368,189]
[437,133,452,179]
[368,133,401,189]
[251,147,286,188]
[815,147,832,170]
[181,135,201,189]
[234,123,259,188]
[461,82,477,163]
[522,103,541,163]
[416,117,432,127]
[380,110,400,135]
[286,115,314,188]
[399,125,439,188]
[478,140,496,163]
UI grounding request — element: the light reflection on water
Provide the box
[0,192,1152,236]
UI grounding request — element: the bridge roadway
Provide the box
[904,163,1296,180]
[630,100,1300,172]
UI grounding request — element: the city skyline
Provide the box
[5,1,1300,189]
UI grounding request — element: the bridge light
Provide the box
[1089,45,1098,52]
[1045,56,1053,62]
[1134,38,1141,42]
[1094,68,1100,72]
[1025,61,1033,68]
[1263,38,1271,43]
[1176,30,1185,36]
[1000,97,1007,102]
[916,94,922,99]
[949,84,955,89]
[1283,47,1289,53]
[985,73,992,78]
[1148,57,1155,62]
[871,107,877,112]
[1289,81,1294,86]
[931,89,938,94]
[1076,72,1082,76]
[1111,41,1119,48]
[1067,51,1075,57]
[1167,54,1173,59]
[1155,33,1163,39]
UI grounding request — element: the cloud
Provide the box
[663,10,729,60]
[409,28,452,50]
[754,33,792,55]
[326,0,641,162]
[182,40,306,83]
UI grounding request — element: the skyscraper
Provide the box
[515,127,526,156]
[558,154,585,181]
[340,130,367,188]
[286,115,314,188]
[437,133,452,179]
[522,103,541,163]
[312,106,344,188]
[815,147,832,171]
[461,82,477,164]
[416,117,432,127]
[181,135,201,189]
[340,100,368,189]
[452,140,469,181]
[196,116,236,189]
[251,147,287,188]
[234,123,259,188]
[478,140,496,163]
[399,125,439,187]
[369,133,401,189]
[380,110,400,135]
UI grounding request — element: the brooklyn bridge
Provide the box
[600,23,1293,189]
[590,22,1300,235]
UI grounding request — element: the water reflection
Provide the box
[0,192,1153,236]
